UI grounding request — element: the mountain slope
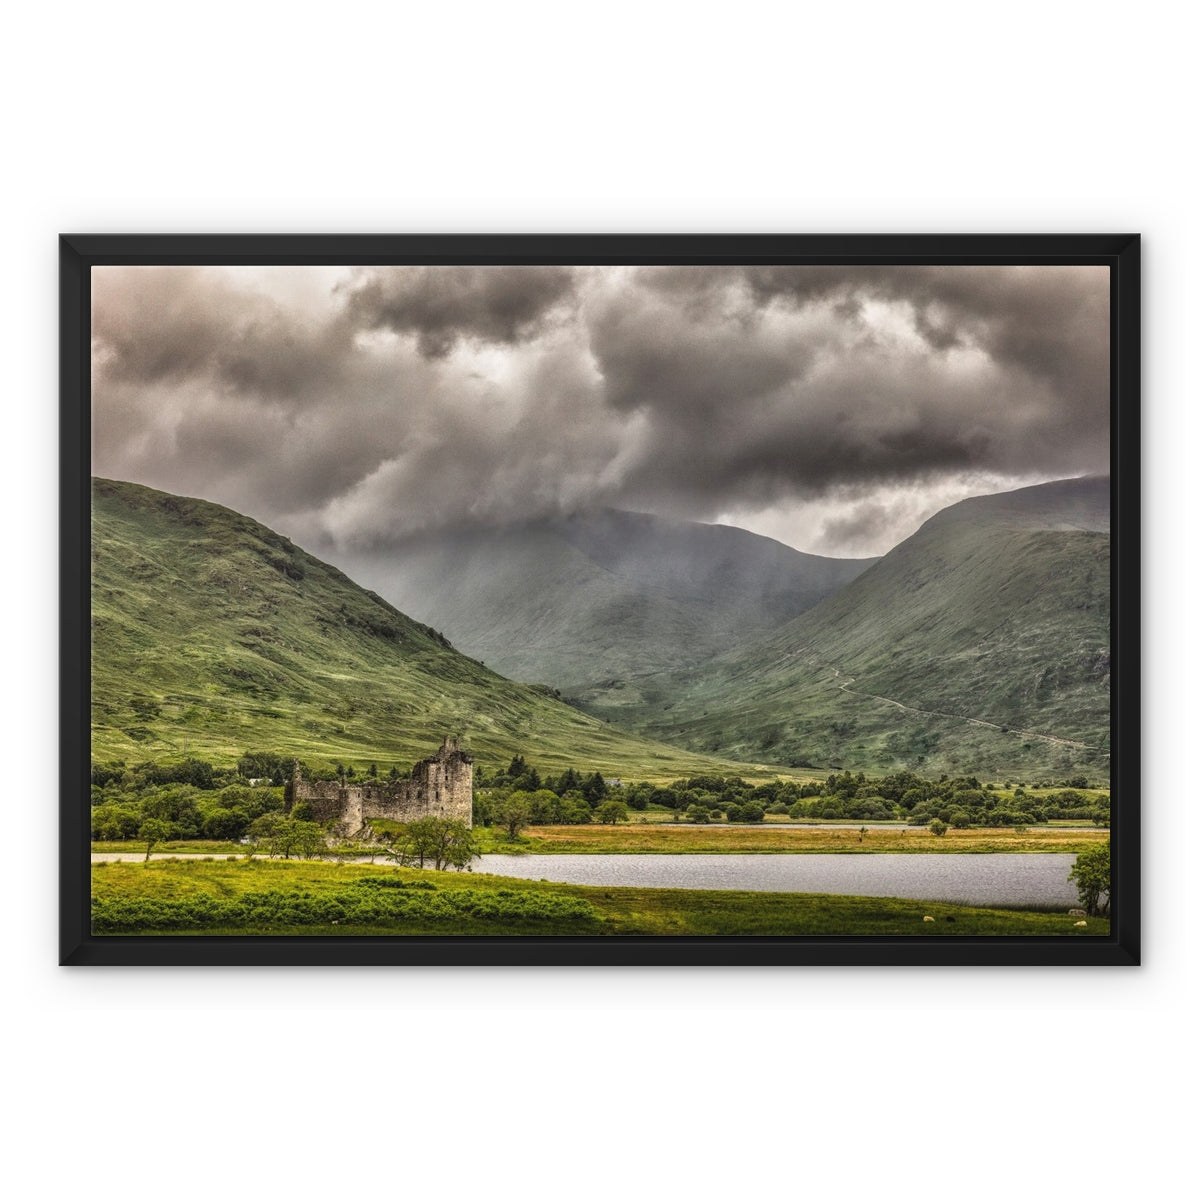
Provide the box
[89,479,794,781]
[615,478,1112,781]
[330,509,875,700]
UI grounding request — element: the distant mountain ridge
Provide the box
[609,477,1112,781]
[331,508,876,700]
[91,475,1112,784]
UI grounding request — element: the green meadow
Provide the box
[91,858,1108,938]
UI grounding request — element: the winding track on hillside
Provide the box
[757,647,1102,753]
[825,666,1100,751]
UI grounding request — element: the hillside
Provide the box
[89,479,795,781]
[330,508,875,701]
[608,478,1112,781]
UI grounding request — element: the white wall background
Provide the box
[3,3,1193,1195]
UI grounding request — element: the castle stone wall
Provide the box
[286,736,473,835]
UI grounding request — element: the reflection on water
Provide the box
[476,853,1080,907]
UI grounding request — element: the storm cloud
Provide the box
[91,262,1109,557]
[340,265,578,359]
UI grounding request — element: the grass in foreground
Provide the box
[91,859,1108,937]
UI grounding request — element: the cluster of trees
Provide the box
[474,760,1111,829]
[376,817,478,871]
[91,780,287,843]
[89,750,426,846]
[473,756,620,833]
[92,760,287,844]
[474,765,800,828]
[882,773,1110,828]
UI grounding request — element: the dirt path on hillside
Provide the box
[769,646,1102,753]
[827,666,1099,751]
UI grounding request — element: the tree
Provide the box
[284,820,326,860]
[390,817,479,871]
[247,813,323,859]
[202,807,248,841]
[1069,841,1110,916]
[555,767,581,796]
[138,818,171,862]
[929,819,949,837]
[495,793,531,841]
[596,799,628,825]
[246,812,284,856]
[513,767,541,793]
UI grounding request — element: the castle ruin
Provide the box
[285,735,473,835]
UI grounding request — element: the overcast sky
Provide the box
[91,262,1109,558]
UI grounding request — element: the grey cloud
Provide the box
[740,263,1109,411]
[640,263,1108,413]
[90,262,1111,557]
[93,267,353,400]
[817,500,896,552]
[583,264,1109,519]
[341,265,579,358]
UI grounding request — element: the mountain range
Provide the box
[610,477,1112,779]
[331,509,875,702]
[91,474,1112,783]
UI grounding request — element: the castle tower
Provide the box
[286,758,302,811]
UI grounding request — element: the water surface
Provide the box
[477,852,1080,907]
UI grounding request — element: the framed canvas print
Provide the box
[60,234,1139,965]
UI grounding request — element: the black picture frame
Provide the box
[61,233,1140,966]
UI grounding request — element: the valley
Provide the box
[319,477,1113,781]
[88,475,1114,937]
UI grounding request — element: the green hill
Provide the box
[332,508,875,703]
[89,479,795,781]
[606,478,1112,782]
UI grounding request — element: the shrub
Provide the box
[1068,841,1110,916]
[91,882,599,932]
[596,800,628,825]
[929,819,949,837]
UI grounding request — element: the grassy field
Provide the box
[474,824,1109,855]
[92,823,1108,859]
[91,858,1108,937]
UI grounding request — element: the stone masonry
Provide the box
[285,735,473,835]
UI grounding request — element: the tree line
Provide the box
[90,751,1111,846]
[475,760,1110,828]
